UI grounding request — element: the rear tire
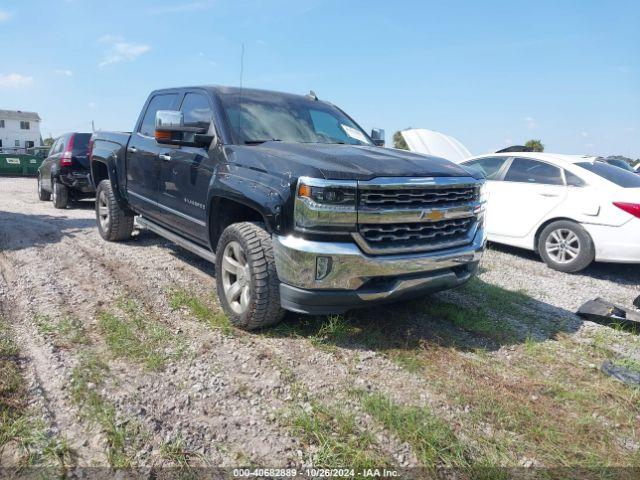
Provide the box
[37,174,51,201]
[95,180,134,241]
[215,222,284,330]
[538,220,594,273]
[51,179,68,209]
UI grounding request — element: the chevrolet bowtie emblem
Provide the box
[420,210,445,221]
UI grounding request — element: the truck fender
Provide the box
[90,142,132,213]
[207,167,289,235]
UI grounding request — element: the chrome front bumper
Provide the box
[273,226,486,314]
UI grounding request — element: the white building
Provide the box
[0,109,43,152]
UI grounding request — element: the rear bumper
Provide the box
[583,219,640,263]
[273,227,486,314]
[59,170,95,193]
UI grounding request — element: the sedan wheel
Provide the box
[545,228,580,264]
[221,241,251,315]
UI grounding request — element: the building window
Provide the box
[15,140,20,147]
[20,121,30,130]
[0,120,4,128]
[0,139,3,148]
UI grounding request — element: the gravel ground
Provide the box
[0,176,638,469]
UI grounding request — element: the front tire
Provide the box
[538,220,594,273]
[37,174,51,201]
[215,222,284,330]
[95,180,134,241]
[51,179,69,209]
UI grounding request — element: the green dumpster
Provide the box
[0,153,45,176]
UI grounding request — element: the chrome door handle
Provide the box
[159,154,172,162]
[539,193,559,197]
[127,146,138,153]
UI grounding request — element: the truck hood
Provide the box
[228,142,478,181]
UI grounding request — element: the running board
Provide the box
[136,217,216,264]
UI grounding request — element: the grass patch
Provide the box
[288,400,389,470]
[159,436,201,468]
[70,351,142,468]
[1,316,73,468]
[170,289,232,334]
[98,298,185,370]
[357,391,470,470]
[35,314,89,348]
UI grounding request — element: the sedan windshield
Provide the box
[218,91,372,146]
[577,161,640,188]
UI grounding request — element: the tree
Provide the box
[524,139,544,152]
[393,131,409,150]
[43,137,55,147]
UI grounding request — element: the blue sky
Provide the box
[0,0,638,157]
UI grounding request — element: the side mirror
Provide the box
[155,110,214,148]
[370,128,385,147]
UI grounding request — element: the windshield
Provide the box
[218,91,372,146]
[577,161,640,188]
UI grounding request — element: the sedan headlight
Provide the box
[294,177,357,233]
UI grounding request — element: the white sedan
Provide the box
[461,152,640,272]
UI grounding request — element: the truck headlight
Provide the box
[294,177,357,233]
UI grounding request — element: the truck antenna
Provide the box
[239,42,245,89]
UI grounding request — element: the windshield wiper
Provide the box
[244,139,282,145]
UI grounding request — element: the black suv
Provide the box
[37,132,94,208]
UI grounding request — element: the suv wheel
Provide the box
[37,175,51,201]
[215,222,284,330]
[51,179,69,209]
[538,220,594,273]
[95,180,134,241]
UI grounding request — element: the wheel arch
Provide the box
[208,195,271,250]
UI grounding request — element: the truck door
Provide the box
[157,91,215,244]
[126,92,179,220]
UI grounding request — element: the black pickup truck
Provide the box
[90,86,486,329]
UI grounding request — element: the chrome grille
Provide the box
[359,186,478,209]
[358,218,474,253]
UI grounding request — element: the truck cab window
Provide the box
[139,94,178,137]
[181,93,212,129]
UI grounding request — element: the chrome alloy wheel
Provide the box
[51,181,57,203]
[221,241,251,314]
[545,228,580,264]
[97,189,110,231]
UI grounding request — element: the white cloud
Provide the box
[524,116,537,129]
[580,131,589,138]
[0,73,34,89]
[148,1,214,14]
[88,102,96,109]
[0,10,12,22]
[99,36,150,67]
[54,69,73,77]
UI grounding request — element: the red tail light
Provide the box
[614,202,640,219]
[60,133,75,166]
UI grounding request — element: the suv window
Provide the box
[139,93,179,137]
[577,161,640,188]
[72,133,92,155]
[181,93,212,129]
[463,157,508,180]
[504,158,563,185]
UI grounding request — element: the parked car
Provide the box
[37,132,94,208]
[461,152,640,272]
[90,86,486,329]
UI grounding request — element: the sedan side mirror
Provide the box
[370,128,385,147]
[155,110,214,148]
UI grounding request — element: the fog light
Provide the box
[315,256,332,280]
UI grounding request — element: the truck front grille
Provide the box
[358,218,474,254]
[355,179,482,255]
[359,186,478,209]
